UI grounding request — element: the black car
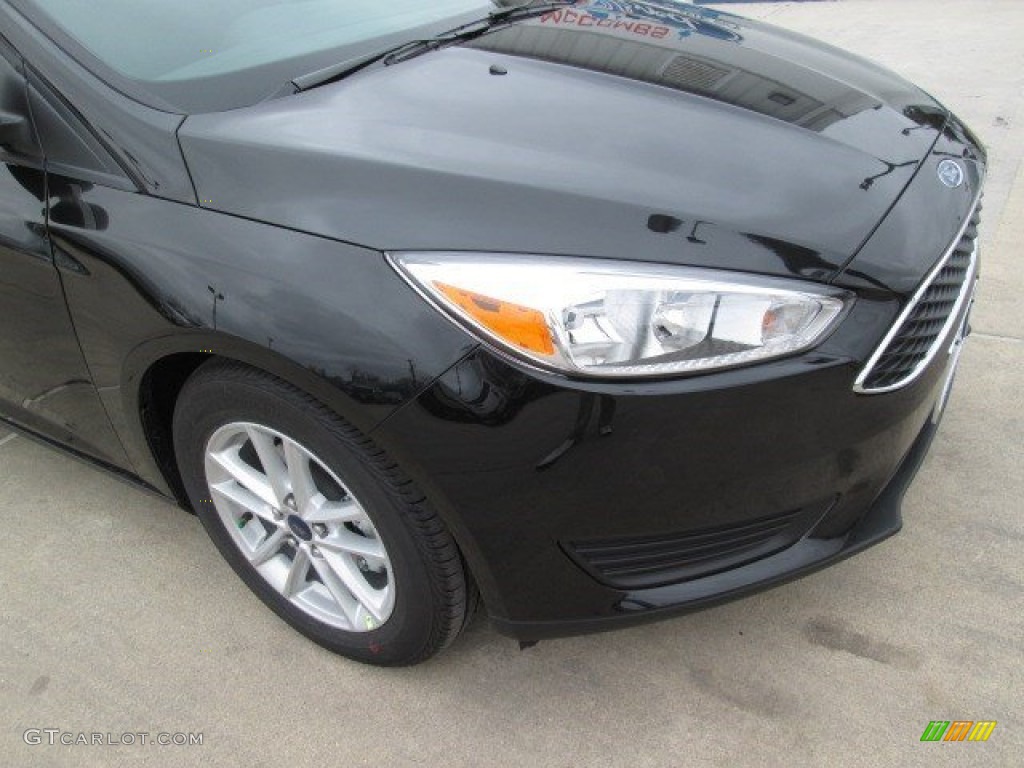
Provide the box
[0,0,984,665]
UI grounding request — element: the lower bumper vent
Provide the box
[565,502,832,590]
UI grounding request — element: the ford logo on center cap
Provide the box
[937,159,966,189]
[287,514,314,542]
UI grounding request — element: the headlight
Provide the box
[390,253,849,378]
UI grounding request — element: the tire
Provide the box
[172,360,475,666]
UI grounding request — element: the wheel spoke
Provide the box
[283,440,318,512]
[249,528,288,567]
[282,547,311,598]
[310,556,361,627]
[246,427,290,506]
[208,449,278,510]
[320,549,388,623]
[303,496,364,525]
[210,480,278,523]
[319,529,388,566]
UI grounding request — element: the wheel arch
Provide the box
[121,332,494,617]
[121,332,383,509]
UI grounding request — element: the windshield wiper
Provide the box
[286,1,576,94]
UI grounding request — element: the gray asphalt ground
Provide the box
[2,2,1022,766]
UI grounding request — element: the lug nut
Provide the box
[272,509,284,521]
[313,523,328,538]
[284,494,297,510]
[310,545,323,558]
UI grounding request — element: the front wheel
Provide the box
[173,361,475,666]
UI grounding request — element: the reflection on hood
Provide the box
[473,0,891,132]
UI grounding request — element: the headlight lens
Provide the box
[391,253,849,378]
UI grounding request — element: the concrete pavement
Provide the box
[2,2,1022,766]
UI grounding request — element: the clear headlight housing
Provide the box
[390,253,849,378]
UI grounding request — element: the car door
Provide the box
[0,34,128,467]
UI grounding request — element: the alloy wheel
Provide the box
[204,422,395,632]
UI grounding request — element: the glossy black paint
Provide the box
[837,112,986,296]
[493,412,942,639]
[370,286,965,628]
[0,1,987,640]
[0,42,126,464]
[46,181,479,493]
[179,2,946,280]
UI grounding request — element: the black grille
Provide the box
[565,503,831,589]
[858,205,981,392]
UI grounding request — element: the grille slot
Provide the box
[566,503,830,589]
[855,201,981,393]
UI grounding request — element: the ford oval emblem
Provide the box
[937,159,966,189]
[287,514,314,542]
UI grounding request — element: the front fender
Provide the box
[50,180,477,493]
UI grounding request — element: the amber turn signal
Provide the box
[434,282,555,356]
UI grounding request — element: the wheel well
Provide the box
[138,352,487,618]
[139,352,211,511]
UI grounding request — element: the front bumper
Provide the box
[372,273,972,639]
[495,408,938,640]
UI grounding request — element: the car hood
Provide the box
[179,1,947,282]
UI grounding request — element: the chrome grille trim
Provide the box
[854,195,982,395]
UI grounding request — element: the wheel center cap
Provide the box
[287,515,313,542]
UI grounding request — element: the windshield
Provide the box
[15,0,500,111]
